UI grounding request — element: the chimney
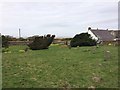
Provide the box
[88,27,91,30]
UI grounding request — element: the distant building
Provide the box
[88,27,119,45]
[109,30,120,38]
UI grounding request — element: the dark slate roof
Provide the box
[90,29,115,41]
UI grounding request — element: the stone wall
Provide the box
[9,41,32,46]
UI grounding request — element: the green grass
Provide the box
[2,45,118,88]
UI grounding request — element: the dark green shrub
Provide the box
[2,48,9,53]
[70,33,96,47]
[4,35,18,41]
[2,35,9,48]
[28,34,55,50]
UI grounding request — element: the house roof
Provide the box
[109,30,120,38]
[90,29,115,41]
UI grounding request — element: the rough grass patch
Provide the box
[2,45,118,88]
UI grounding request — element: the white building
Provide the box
[87,27,115,44]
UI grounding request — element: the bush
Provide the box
[2,35,9,48]
[2,48,9,52]
[2,48,11,53]
[28,34,55,50]
[19,50,25,53]
[50,44,60,46]
[70,33,96,47]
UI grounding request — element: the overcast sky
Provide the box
[0,0,119,38]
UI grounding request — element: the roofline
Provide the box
[108,30,120,31]
[88,27,120,31]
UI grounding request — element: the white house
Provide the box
[88,27,99,41]
[87,27,115,44]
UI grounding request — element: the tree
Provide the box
[28,34,55,50]
[19,37,27,41]
[5,35,17,41]
[70,33,96,47]
[2,35,9,48]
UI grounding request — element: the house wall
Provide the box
[88,30,98,41]
[109,31,116,37]
[109,30,120,38]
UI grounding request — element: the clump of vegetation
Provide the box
[104,50,112,61]
[19,50,25,53]
[28,34,55,50]
[1,35,9,48]
[2,48,11,53]
[70,33,97,47]
[2,48,9,52]
[50,44,60,46]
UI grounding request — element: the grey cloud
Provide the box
[88,18,118,24]
[1,1,118,38]
[42,23,69,28]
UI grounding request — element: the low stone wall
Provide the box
[53,39,71,45]
[9,41,32,46]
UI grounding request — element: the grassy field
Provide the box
[2,44,118,88]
